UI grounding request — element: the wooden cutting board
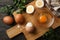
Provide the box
[6,1,60,40]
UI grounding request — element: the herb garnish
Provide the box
[0,0,26,15]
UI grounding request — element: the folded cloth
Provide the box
[51,0,60,7]
[46,0,60,17]
[46,0,60,7]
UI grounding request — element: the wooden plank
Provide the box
[6,24,25,38]
[6,1,60,40]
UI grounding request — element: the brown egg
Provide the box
[14,14,24,24]
[3,16,14,25]
[25,22,35,33]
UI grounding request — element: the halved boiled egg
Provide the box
[35,0,44,8]
[26,5,34,14]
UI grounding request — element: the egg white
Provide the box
[35,0,44,8]
[26,5,34,14]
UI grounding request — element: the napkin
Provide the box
[46,0,60,17]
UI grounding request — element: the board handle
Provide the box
[6,24,24,38]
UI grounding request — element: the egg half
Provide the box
[35,0,44,8]
[26,5,34,14]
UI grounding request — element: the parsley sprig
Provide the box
[0,0,26,15]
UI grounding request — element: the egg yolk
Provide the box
[38,1,43,6]
[27,7,32,12]
[39,15,47,23]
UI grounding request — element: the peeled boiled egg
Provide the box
[39,15,47,23]
[25,22,35,33]
[3,16,14,25]
[26,5,34,14]
[35,0,44,8]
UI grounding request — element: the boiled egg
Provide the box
[35,0,44,8]
[26,5,34,14]
[25,22,35,33]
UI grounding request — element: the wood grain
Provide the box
[6,1,60,40]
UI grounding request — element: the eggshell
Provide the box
[3,16,13,25]
[14,14,24,24]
